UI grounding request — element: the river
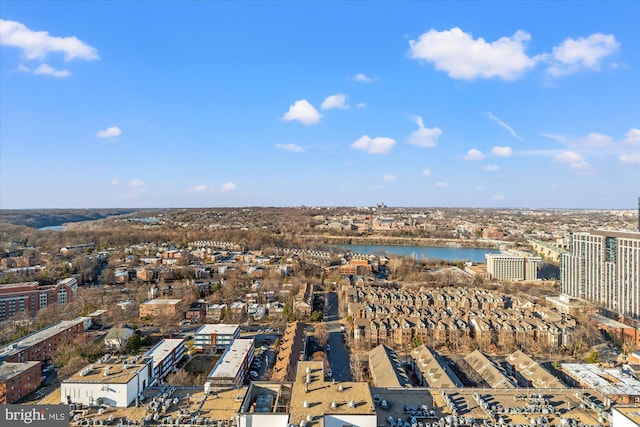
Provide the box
[337,244,500,263]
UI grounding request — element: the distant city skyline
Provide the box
[1,1,638,209]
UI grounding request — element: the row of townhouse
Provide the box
[349,287,575,349]
[271,322,306,383]
[353,312,574,350]
[349,286,512,312]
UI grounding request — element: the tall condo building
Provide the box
[560,230,640,320]
[485,251,541,281]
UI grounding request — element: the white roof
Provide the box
[195,324,240,336]
[208,338,254,379]
[141,298,182,305]
[562,363,640,396]
[144,339,184,370]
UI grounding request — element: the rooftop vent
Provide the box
[303,400,309,408]
[331,401,337,409]
[348,399,355,408]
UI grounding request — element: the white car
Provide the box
[249,370,259,379]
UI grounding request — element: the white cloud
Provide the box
[356,102,367,109]
[547,33,619,77]
[574,132,612,148]
[620,153,640,164]
[383,173,396,182]
[492,146,513,157]
[486,112,522,140]
[321,94,349,110]
[96,126,122,138]
[221,182,236,192]
[550,183,560,188]
[541,133,568,144]
[110,179,120,186]
[0,19,99,61]
[491,194,505,201]
[33,63,70,77]
[409,27,536,80]
[623,128,640,146]
[407,115,442,148]
[422,168,432,176]
[436,181,449,187]
[371,184,384,190]
[353,73,376,83]
[351,135,396,154]
[465,149,484,161]
[282,99,321,125]
[554,151,590,170]
[129,179,145,188]
[188,184,209,193]
[483,164,500,171]
[275,143,304,152]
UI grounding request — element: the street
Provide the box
[323,291,352,382]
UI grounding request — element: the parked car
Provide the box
[249,370,259,379]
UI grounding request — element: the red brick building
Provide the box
[0,361,41,404]
[0,317,87,363]
[0,278,78,321]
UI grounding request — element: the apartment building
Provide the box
[144,338,185,383]
[561,230,640,320]
[139,298,185,320]
[485,252,541,281]
[193,324,240,352]
[0,317,88,363]
[0,361,41,403]
[0,278,78,321]
[207,338,254,387]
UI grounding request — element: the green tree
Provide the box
[584,349,601,364]
[125,333,142,354]
[411,334,423,349]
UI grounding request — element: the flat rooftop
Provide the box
[289,361,374,426]
[0,281,39,290]
[39,387,247,424]
[196,324,240,336]
[430,388,605,427]
[144,339,184,370]
[0,361,40,381]
[592,314,636,330]
[614,406,640,426]
[64,355,152,385]
[141,298,182,305]
[0,317,86,361]
[208,338,254,379]
[562,363,640,396]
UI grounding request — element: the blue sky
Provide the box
[1,1,638,209]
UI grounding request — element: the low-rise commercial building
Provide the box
[561,363,640,405]
[61,355,152,407]
[238,360,376,427]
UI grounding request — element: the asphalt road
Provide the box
[324,291,352,382]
